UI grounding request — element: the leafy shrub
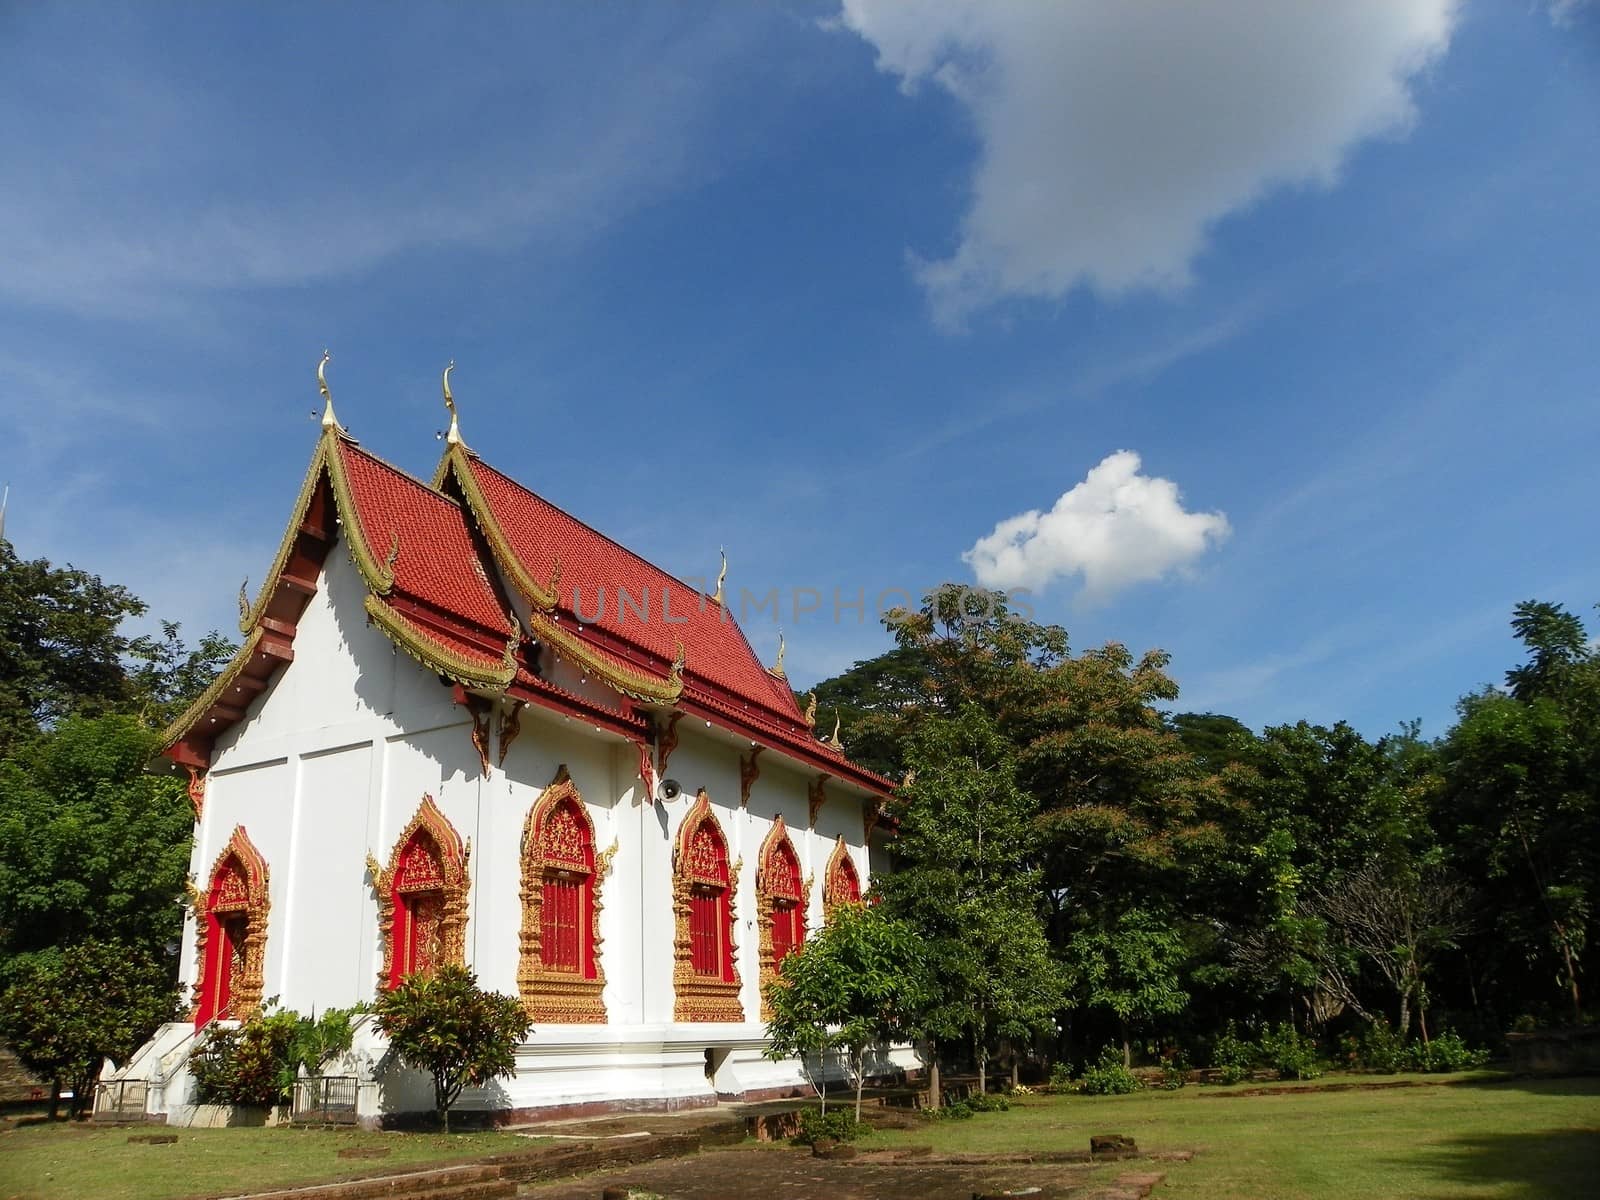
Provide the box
[1258,1022,1322,1080]
[1076,1046,1143,1095]
[374,965,531,1131]
[921,1099,977,1120]
[966,1092,1011,1112]
[1005,1083,1037,1096]
[796,1108,870,1143]
[192,1010,299,1106]
[191,1004,366,1108]
[1210,1022,1255,1084]
[1403,1030,1490,1073]
[1048,1061,1075,1088]
[1355,1020,1406,1073]
[1157,1064,1188,1090]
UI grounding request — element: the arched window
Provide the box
[371,796,470,991]
[519,765,607,1023]
[823,835,862,919]
[672,789,742,1022]
[756,815,806,1020]
[192,827,270,1028]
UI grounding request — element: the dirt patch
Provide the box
[520,1145,1107,1200]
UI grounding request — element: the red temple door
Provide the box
[196,858,253,1027]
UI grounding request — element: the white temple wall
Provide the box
[282,741,374,1011]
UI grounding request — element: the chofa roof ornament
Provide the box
[443,359,465,447]
[317,350,339,431]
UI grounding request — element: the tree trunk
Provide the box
[1120,1018,1131,1069]
[975,1030,987,1095]
[48,1079,60,1121]
[1558,932,1583,1025]
[1010,1054,1020,1090]
[927,1056,941,1111]
[1397,993,1411,1042]
[852,1046,866,1124]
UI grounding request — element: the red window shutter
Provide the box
[542,873,584,972]
[691,886,723,976]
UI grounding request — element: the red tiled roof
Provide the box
[337,442,512,642]
[165,428,890,798]
[462,456,807,725]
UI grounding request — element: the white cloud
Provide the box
[836,0,1458,326]
[963,450,1229,599]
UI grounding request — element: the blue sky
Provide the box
[2,1,1596,738]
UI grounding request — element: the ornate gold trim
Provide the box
[189,826,271,1022]
[738,746,764,809]
[658,712,683,776]
[527,610,683,703]
[672,790,742,1022]
[185,767,207,822]
[371,795,471,990]
[159,628,265,751]
[497,700,526,767]
[808,774,831,828]
[364,594,516,689]
[518,765,607,1024]
[755,815,805,1021]
[823,835,863,920]
[239,432,395,636]
[435,446,560,611]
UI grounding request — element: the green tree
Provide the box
[877,706,1062,1096]
[0,542,148,753]
[1063,907,1188,1066]
[0,716,194,969]
[125,621,237,730]
[0,939,178,1117]
[0,542,234,754]
[763,903,929,1121]
[1442,689,1592,1024]
[373,964,530,1131]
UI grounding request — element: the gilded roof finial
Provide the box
[714,547,727,607]
[826,711,844,751]
[770,630,787,678]
[317,350,339,430]
[670,640,687,682]
[443,360,464,446]
[803,690,818,727]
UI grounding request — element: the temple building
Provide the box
[114,360,897,1125]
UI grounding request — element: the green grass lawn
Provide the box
[863,1074,1600,1199]
[0,1121,538,1200]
